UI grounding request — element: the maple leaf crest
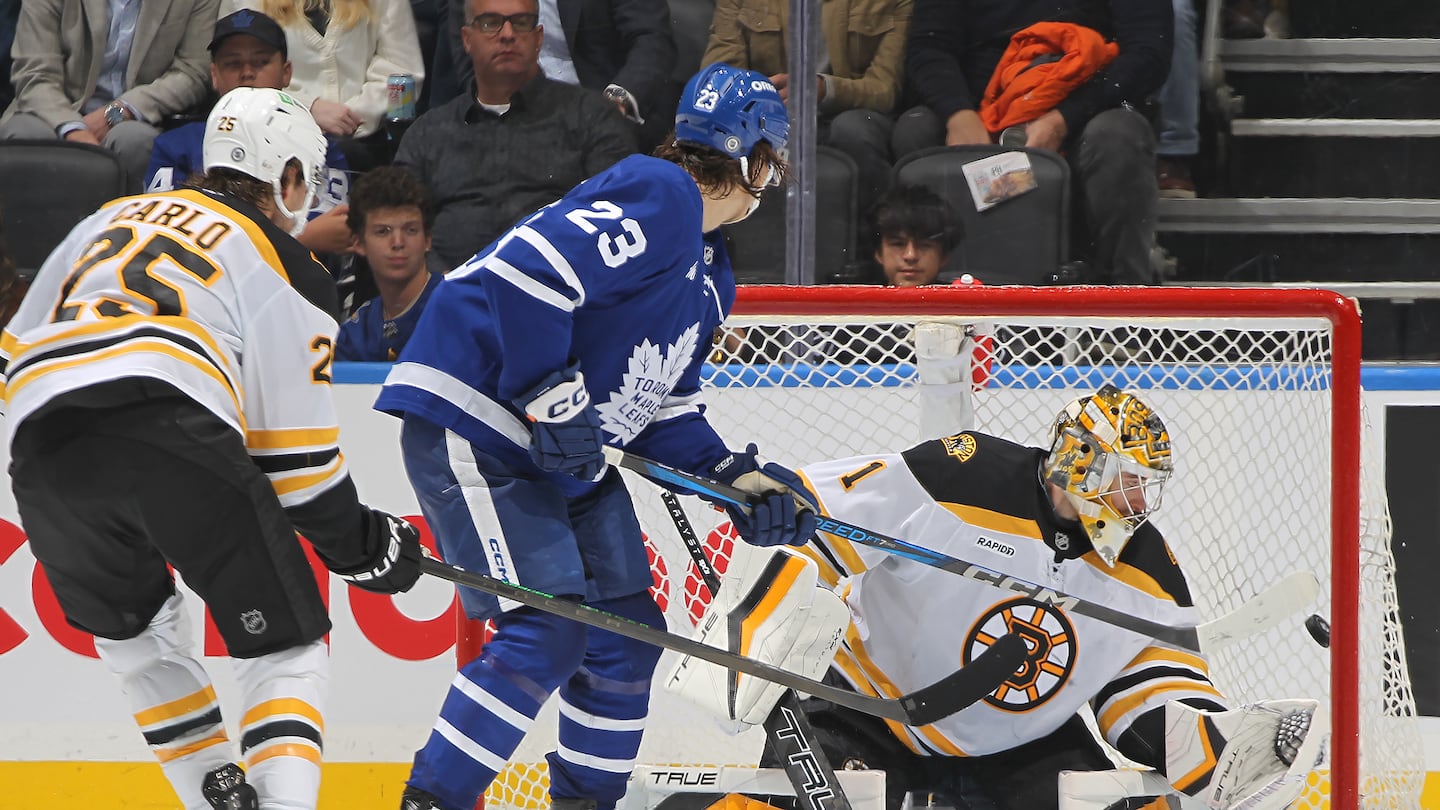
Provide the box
[596,323,702,442]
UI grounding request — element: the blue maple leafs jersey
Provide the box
[337,272,443,361]
[375,155,737,493]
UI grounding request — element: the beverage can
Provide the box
[386,73,417,121]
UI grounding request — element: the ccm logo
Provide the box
[546,387,588,420]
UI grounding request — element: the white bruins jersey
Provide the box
[798,433,1224,757]
[1,189,347,509]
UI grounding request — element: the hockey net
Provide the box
[464,285,1422,810]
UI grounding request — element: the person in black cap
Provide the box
[144,9,356,257]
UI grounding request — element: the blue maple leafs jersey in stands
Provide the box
[375,154,738,494]
[337,272,443,361]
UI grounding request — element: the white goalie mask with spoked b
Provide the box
[202,87,327,236]
[1042,385,1173,566]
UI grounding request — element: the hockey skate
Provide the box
[400,785,446,809]
[202,763,258,810]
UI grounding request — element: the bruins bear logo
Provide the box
[941,433,977,462]
[965,597,1076,712]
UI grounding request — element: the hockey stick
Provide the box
[605,447,1321,653]
[660,489,853,810]
[418,556,1025,726]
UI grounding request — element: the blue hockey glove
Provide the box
[708,444,819,547]
[516,363,606,482]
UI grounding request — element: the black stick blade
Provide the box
[900,633,1027,725]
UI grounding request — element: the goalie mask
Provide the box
[203,87,327,234]
[1043,385,1173,566]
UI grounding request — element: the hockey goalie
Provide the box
[668,386,1329,810]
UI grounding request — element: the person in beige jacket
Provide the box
[221,0,425,170]
[703,0,910,209]
[0,0,219,191]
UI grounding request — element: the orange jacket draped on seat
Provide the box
[978,21,1120,135]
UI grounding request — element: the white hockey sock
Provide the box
[233,639,329,810]
[94,593,233,810]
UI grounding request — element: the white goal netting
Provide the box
[472,286,1422,810]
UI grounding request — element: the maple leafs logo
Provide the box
[596,323,702,442]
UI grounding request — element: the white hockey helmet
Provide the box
[202,87,326,227]
[1043,385,1173,566]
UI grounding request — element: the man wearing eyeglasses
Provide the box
[393,0,636,271]
[430,0,675,146]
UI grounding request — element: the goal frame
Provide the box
[729,283,1365,810]
[454,283,1382,810]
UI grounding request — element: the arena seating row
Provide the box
[0,138,1076,288]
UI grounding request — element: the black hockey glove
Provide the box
[334,508,424,594]
[708,443,819,547]
[516,361,606,482]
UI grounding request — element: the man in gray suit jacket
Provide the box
[0,0,219,191]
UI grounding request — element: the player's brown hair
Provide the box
[652,134,789,200]
[185,160,306,213]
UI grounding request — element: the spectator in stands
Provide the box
[395,0,636,270]
[432,0,677,150]
[869,183,962,287]
[703,0,911,211]
[1156,0,1198,198]
[145,10,355,256]
[0,0,218,190]
[221,0,427,171]
[338,166,441,361]
[893,0,1172,285]
[0,0,18,112]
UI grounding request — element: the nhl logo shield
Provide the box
[241,609,267,635]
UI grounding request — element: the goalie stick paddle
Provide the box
[607,447,1321,653]
[419,556,1025,726]
[661,489,854,810]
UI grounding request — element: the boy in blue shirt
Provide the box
[337,166,441,361]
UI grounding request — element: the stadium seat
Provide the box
[892,144,1071,285]
[0,140,131,279]
[723,145,860,284]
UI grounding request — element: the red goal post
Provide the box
[459,284,1422,810]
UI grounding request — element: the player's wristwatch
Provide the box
[103,101,126,128]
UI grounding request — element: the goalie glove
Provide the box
[708,444,819,547]
[516,361,606,482]
[1162,699,1329,810]
[332,508,424,594]
[664,544,849,727]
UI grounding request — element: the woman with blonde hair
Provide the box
[222,0,425,167]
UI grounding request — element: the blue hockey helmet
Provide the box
[674,63,789,160]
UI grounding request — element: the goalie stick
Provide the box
[419,556,1025,726]
[604,447,1321,653]
[661,489,853,810]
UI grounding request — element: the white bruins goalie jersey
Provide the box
[1,188,347,509]
[797,432,1224,757]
